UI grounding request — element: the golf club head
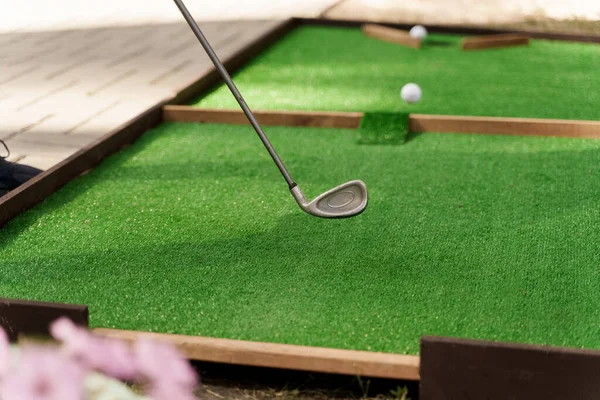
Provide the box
[290,180,368,218]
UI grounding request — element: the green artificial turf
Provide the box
[1,122,600,354]
[194,25,600,120]
[358,112,409,145]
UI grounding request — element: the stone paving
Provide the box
[0,0,339,170]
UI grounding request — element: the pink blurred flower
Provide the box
[134,338,198,389]
[88,337,138,381]
[50,318,137,381]
[0,345,84,400]
[50,318,89,360]
[0,327,10,378]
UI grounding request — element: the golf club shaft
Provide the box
[173,0,296,188]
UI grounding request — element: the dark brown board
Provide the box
[0,298,88,342]
[420,336,600,400]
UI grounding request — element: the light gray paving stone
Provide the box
[3,139,78,166]
[16,154,74,170]
[0,109,55,140]
[1,20,292,171]
[68,98,164,138]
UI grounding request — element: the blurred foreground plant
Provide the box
[0,319,199,400]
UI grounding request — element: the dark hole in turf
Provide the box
[424,39,454,47]
[358,112,410,145]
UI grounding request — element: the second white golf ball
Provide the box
[409,25,428,40]
[401,83,422,103]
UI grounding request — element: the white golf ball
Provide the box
[401,83,422,103]
[409,25,428,40]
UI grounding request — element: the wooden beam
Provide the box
[166,108,600,140]
[420,336,600,400]
[1,298,88,342]
[462,33,530,50]
[94,328,420,381]
[362,24,421,49]
[409,114,600,139]
[163,106,363,129]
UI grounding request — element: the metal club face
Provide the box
[290,180,368,218]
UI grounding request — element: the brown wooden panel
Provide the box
[420,336,600,400]
[410,114,600,139]
[462,33,530,50]
[0,298,88,342]
[362,24,421,49]
[163,106,364,129]
[95,328,420,380]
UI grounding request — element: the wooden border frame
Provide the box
[95,328,420,380]
[163,106,363,128]
[2,17,600,387]
[164,106,600,139]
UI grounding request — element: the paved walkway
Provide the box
[1,20,292,170]
[0,0,339,171]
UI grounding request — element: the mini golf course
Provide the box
[1,120,599,355]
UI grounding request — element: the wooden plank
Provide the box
[0,298,88,342]
[0,19,296,228]
[163,106,363,129]
[462,33,530,50]
[94,328,420,380]
[420,336,600,400]
[409,114,600,139]
[361,24,421,49]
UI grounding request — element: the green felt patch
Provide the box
[1,122,599,355]
[358,112,409,145]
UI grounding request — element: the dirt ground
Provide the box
[193,363,418,400]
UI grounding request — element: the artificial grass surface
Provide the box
[1,122,600,354]
[194,25,600,120]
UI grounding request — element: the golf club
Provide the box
[172,0,368,218]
